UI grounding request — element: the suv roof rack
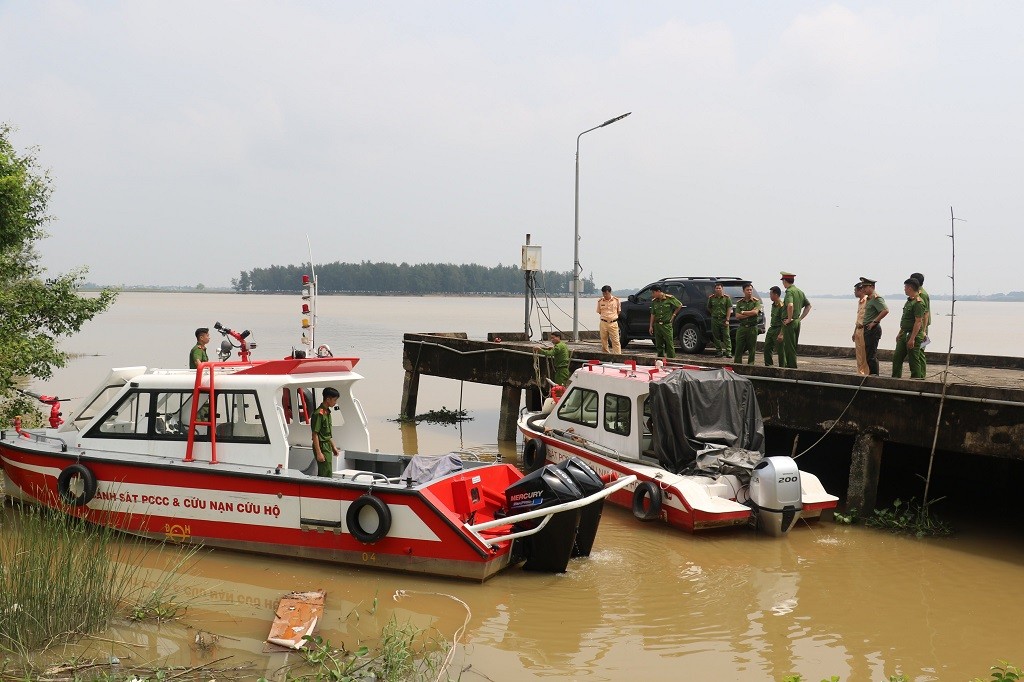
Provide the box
[656,276,748,282]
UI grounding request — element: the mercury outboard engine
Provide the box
[748,456,803,536]
[505,464,584,572]
[554,457,605,557]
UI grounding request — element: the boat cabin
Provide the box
[58,358,372,474]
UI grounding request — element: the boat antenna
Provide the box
[300,235,317,355]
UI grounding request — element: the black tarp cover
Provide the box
[648,368,765,474]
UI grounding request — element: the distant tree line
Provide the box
[232,261,596,296]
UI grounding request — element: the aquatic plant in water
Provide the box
[864,497,952,537]
[392,406,472,426]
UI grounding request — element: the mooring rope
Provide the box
[392,589,472,682]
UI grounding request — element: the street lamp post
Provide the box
[573,112,631,342]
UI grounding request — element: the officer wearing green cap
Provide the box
[892,278,926,379]
[732,284,761,364]
[706,283,734,357]
[648,285,682,359]
[312,387,341,477]
[779,272,811,368]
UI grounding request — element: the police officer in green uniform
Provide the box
[189,328,210,369]
[732,284,761,364]
[648,285,683,359]
[537,331,571,386]
[860,277,889,376]
[706,284,733,357]
[763,286,784,366]
[312,387,341,477]
[780,272,811,369]
[892,278,927,379]
[910,272,931,347]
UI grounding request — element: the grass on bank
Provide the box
[0,502,199,656]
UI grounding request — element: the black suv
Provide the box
[618,276,766,354]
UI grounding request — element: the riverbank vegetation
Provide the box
[0,503,200,672]
[0,124,117,420]
[232,260,595,296]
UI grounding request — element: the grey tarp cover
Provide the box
[648,369,765,474]
[400,453,463,484]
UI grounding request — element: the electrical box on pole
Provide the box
[522,244,541,272]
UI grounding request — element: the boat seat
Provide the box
[400,453,463,484]
[289,447,318,476]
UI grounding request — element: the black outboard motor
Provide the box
[748,456,803,536]
[555,457,605,557]
[505,464,584,572]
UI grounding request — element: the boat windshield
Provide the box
[71,383,128,431]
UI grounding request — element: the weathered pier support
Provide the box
[400,370,420,419]
[498,385,522,442]
[847,430,885,513]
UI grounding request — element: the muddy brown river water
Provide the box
[9,293,1024,680]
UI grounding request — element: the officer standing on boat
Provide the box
[312,387,341,477]
[189,328,210,369]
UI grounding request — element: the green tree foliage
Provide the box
[234,260,595,295]
[0,124,117,409]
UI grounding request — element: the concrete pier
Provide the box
[402,332,1024,513]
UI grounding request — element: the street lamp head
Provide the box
[600,112,631,127]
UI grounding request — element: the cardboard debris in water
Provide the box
[266,590,325,650]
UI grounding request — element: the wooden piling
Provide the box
[498,385,522,442]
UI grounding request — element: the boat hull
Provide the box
[0,439,516,581]
[519,420,836,535]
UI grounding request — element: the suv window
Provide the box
[618,277,765,355]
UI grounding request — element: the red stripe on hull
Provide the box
[0,443,512,581]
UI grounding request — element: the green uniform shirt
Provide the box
[768,300,784,329]
[189,344,208,369]
[651,295,682,323]
[919,287,930,330]
[541,340,571,385]
[706,294,733,320]
[862,295,888,326]
[312,404,334,443]
[783,285,809,320]
[734,298,761,327]
[900,296,925,333]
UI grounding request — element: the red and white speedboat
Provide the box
[518,361,838,536]
[1,327,632,582]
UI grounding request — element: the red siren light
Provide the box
[302,274,310,284]
[302,304,310,314]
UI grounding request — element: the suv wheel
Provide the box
[619,325,630,349]
[677,322,704,354]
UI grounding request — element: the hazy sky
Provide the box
[3,1,1022,294]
